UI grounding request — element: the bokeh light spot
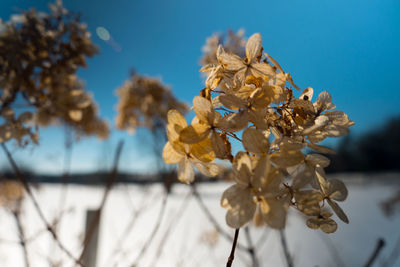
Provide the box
[96,26,110,41]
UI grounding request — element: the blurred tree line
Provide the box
[326,116,400,173]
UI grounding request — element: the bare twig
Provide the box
[1,143,83,266]
[104,186,155,267]
[279,229,294,267]
[130,191,169,267]
[317,231,346,267]
[191,185,248,252]
[57,126,74,218]
[244,226,259,267]
[226,228,240,267]
[52,127,74,265]
[364,238,385,267]
[12,201,30,267]
[381,234,400,267]
[255,228,271,249]
[149,191,192,267]
[78,140,124,263]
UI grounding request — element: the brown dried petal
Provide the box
[211,131,229,159]
[219,94,245,110]
[307,143,336,155]
[306,154,330,168]
[221,184,256,228]
[179,123,210,144]
[233,151,252,186]
[319,218,338,234]
[327,199,349,223]
[219,110,249,132]
[270,150,304,168]
[193,96,214,124]
[260,198,287,229]
[315,91,335,112]
[242,128,269,154]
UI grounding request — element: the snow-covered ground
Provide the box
[0,173,399,267]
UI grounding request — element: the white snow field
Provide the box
[0,173,399,267]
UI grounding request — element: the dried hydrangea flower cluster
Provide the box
[200,29,246,66]
[163,33,354,233]
[0,1,109,145]
[115,72,188,134]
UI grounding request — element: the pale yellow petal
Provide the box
[191,137,215,162]
[250,62,275,78]
[193,160,222,177]
[167,109,188,141]
[69,110,82,121]
[178,157,194,184]
[246,33,262,62]
[162,141,184,164]
[167,109,188,128]
[217,47,245,71]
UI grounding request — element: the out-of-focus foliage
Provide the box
[0,180,24,208]
[163,32,354,233]
[0,1,109,146]
[200,29,246,66]
[115,71,188,134]
[327,116,400,172]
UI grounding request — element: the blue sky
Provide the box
[1,0,399,174]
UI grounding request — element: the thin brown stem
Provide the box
[104,185,153,267]
[78,140,124,263]
[148,191,192,267]
[244,227,259,267]
[226,228,240,267]
[130,192,169,267]
[364,238,385,267]
[191,185,248,252]
[1,143,83,266]
[279,229,294,267]
[12,201,30,267]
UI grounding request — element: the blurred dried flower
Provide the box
[0,180,24,207]
[0,1,109,145]
[115,72,188,134]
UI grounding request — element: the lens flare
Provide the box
[96,26,110,41]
